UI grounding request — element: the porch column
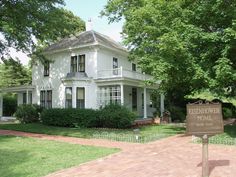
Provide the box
[143,87,147,118]
[72,86,76,108]
[26,89,29,104]
[120,83,124,105]
[160,94,165,117]
[0,93,3,118]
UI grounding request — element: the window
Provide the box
[70,55,85,73]
[97,85,121,106]
[113,57,118,75]
[40,90,52,108]
[78,55,85,72]
[132,63,136,71]
[46,90,52,108]
[76,87,85,108]
[71,56,77,72]
[44,61,50,76]
[40,91,46,108]
[23,93,27,104]
[65,87,72,108]
[132,88,137,111]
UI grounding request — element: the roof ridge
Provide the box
[91,30,97,43]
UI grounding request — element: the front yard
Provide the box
[0,123,185,143]
[0,123,235,145]
[0,135,119,177]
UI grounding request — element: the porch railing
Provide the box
[97,67,153,81]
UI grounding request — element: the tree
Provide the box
[102,0,236,103]
[0,0,85,58]
[0,58,31,88]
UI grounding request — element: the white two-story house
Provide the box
[0,27,164,119]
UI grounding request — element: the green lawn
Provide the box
[0,123,185,143]
[191,125,236,146]
[0,135,119,177]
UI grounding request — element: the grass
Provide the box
[0,135,119,177]
[0,123,185,143]
[192,125,236,146]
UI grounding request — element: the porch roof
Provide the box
[0,85,35,93]
[95,78,160,89]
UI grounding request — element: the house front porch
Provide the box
[0,85,35,118]
[96,81,164,119]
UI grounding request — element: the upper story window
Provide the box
[71,56,77,73]
[70,54,85,73]
[44,61,50,76]
[132,63,136,71]
[113,57,118,75]
[78,55,85,72]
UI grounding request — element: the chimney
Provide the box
[86,18,93,31]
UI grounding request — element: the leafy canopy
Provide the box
[102,0,236,98]
[0,58,31,88]
[0,0,85,57]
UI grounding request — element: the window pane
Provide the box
[77,88,84,99]
[78,55,85,72]
[66,87,72,99]
[132,63,136,71]
[71,56,77,72]
[65,87,72,108]
[76,87,85,108]
[44,61,50,76]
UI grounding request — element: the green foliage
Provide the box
[102,0,236,101]
[223,107,233,119]
[2,94,17,116]
[0,0,85,58]
[169,106,186,122]
[0,58,31,87]
[41,105,136,129]
[41,108,98,128]
[99,104,136,128]
[15,104,39,123]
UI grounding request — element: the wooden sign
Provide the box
[186,103,224,136]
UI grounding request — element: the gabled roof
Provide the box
[44,30,127,53]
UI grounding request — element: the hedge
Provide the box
[41,104,136,128]
[41,108,98,127]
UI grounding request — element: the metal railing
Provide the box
[97,67,153,81]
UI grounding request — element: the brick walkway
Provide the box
[1,130,236,177]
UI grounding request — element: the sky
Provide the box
[10,0,123,65]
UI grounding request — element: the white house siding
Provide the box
[32,47,99,109]
[97,48,141,73]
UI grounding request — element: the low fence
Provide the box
[192,135,236,146]
[92,132,173,143]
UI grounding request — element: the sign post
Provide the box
[186,102,223,177]
[202,134,209,177]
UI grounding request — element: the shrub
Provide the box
[169,106,186,122]
[15,104,39,123]
[223,107,233,119]
[3,94,17,116]
[98,104,136,128]
[41,108,98,127]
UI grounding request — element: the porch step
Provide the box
[133,118,154,126]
